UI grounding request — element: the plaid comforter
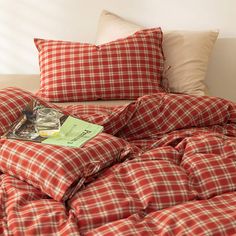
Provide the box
[0,87,236,235]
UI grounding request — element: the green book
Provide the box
[42,116,104,148]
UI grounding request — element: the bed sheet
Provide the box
[54,99,133,108]
[0,87,236,235]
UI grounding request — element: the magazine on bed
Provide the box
[2,100,104,148]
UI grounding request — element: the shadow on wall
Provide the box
[206,38,236,102]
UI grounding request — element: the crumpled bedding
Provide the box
[0,87,236,235]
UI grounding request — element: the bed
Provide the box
[0,10,236,236]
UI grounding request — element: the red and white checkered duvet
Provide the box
[1,87,236,235]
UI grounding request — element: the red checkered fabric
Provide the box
[69,158,196,234]
[34,28,165,102]
[0,133,133,201]
[60,93,236,141]
[87,192,236,235]
[61,104,121,125]
[1,174,80,235]
[141,146,182,165]
[181,134,236,199]
[0,87,33,136]
[0,88,236,235]
[99,93,236,138]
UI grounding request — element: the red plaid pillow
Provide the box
[0,133,133,202]
[34,28,164,102]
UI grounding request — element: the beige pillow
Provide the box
[96,10,219,96]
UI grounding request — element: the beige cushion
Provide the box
[96,10,144,44]
[96,10,219,96]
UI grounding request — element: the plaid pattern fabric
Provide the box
[62,93,236,139]
[114,93,236,139]
[87,192,236,235]
[0,88,236,234]
[69,158,196,234]
[61,104,120,125]
[1,174,80,235]
[35,28,164,102]
[0,133,133,201]
[0,87,33,136]
[181,134,236,199]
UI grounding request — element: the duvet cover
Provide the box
[0,87,236,235]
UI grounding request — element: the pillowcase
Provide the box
[0,133,133,202]
[96,10,219,96]
[34,28,165,102]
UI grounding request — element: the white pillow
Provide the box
[96,10,219,96]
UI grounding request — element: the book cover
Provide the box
[42,116,104,148]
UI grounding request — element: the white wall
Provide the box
[0,0,236,100]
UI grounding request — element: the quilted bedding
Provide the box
[0,87,236,235]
